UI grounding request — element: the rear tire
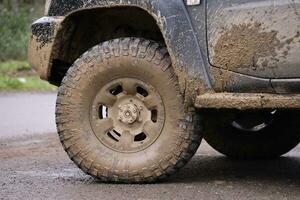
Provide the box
[56,38,203,183]
[203,110,300,158]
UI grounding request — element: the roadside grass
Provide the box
[0,60,30,74]
[0,61,56,91]
[0,4,52,91]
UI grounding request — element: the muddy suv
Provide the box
[29,0,300,183]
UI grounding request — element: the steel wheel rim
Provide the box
[90,78,165,153]
[231,110,277,132]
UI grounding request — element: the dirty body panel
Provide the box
[207,0,300,79]
[29,0,213,100]
[186,1,275,93]
[28,17,63,80]
[28,0,300,103]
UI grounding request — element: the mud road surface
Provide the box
[1,93,300,200]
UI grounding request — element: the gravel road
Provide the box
[0,92,300,200]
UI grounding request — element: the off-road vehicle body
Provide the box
[29,0,300,182]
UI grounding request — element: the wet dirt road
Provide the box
[1,93,300,200]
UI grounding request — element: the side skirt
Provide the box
[195,93,300,110]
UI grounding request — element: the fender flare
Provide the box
[49,0,212,94]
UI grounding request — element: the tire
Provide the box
[56,38,203,183]
[203,110,300,158]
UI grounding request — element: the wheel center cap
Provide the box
[118,103,139,124]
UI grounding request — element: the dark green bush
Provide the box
[0,3,43,61]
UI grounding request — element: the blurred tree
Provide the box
[0,0,44,10]
[0,0,44,61]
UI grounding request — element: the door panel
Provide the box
[206,0,300,78]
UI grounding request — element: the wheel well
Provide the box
[49,7,165,85]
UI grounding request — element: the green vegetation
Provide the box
[0,61,56,91]
[0,1,55,91]
[0,2,44,61]
[0,61,30,74]
[0,76,55,91]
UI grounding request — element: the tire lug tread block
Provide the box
[56,37,203,183]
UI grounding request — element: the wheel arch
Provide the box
[49,6,166,85]
[48,1,212,99]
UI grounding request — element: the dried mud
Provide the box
[195,93,300,110]
[210,67,233,92]
[213,22,300,71]
[32,22,55,49]
[173,67,206,107]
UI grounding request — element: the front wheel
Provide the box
[56,38,202,183]
[203,110,300,158]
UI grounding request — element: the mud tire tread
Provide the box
[56,38,202,183]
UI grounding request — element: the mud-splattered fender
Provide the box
[46,0,212,101]
[29,17,64,80]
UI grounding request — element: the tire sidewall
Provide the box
[204,110,300,158]
[58,45,190,176]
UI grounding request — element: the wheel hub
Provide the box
[90,78,165,153]
[118,103,140,124]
